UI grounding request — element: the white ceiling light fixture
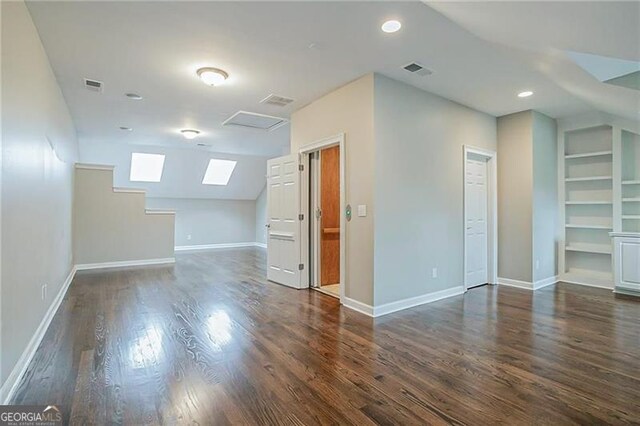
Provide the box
[130,152,165,182]
[518,90,534,98]
[202,158,237,185]
[119,126,132,131]
[180,129,200,139]
[125,93,143,100]
[381,20,402,33]
[197,67,229,86]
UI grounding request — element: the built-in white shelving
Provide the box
[623,215,640,219]
[565,176,612,182]
[565,224,612,230]
[565,201,612,205]
[565,243,612,255]
[622,180,640,185]
[565,151,613,160]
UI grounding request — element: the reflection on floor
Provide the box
[319,283,340,298]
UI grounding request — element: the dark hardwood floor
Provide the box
[11,248,640,425]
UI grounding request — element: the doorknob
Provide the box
[265,224,271,228]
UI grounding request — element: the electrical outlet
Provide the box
[41,284,47,300]
[187,234,192,241]
[432,268,438,278]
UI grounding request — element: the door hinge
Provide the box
[298,213,304,221]
[298,263,304,270]
[298,164,304,172]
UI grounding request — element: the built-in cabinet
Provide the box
[559,120,640,289]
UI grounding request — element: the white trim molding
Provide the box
[175,242,261,252]
[498,276,559,291]
[254,242,267,249]
[342,297,374,317]
[342,286,464,318]
[75,258,175,271]
[1,266,77,404]
[74,163,114,171]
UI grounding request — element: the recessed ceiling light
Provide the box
[197,67,229,86]
[202,159,237,185]
[518,91,534,98]
[119,126,132,131]
[130,153,165,183]
[181,129,200,139]
[381,20,402,33]
[125,93,143,100]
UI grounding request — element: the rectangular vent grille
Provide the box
[403,62,433,77]
[222,111,288,131]
[83,78,103,92]
[260,94,295,107]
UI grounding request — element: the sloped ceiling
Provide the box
[25,1,640,200]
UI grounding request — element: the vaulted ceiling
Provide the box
[26,1,639,199]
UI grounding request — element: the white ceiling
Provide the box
[25,1,640,199]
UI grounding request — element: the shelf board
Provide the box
[565,201,613,205]
[622,215,640,220]
[622,180,640,185]
[565,244,612,255]
[565,224,612,230]
[564,150,613,160]
[622,198,640,202]
[565,176,613,182]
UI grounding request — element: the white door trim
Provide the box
[463,145,498,291]
[299,134,346,303]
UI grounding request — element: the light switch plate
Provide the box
[357,205,367,217]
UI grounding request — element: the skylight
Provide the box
[129,153,165,182]
[202,159,237,185]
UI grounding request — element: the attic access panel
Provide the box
[222,111,288,131]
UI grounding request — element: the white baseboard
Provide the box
[75,257,175,271]
[1,266,77,404]
[533,275,559,290]
[373,286,465,317]
[254,242,267,249]
[499,276,559,291]
[175,242,259,252]
[498,277,534,290]
[342,297,375,317]
[343,286,465,318]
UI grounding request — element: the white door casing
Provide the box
[465,153,489,288]
[266,154,302,288]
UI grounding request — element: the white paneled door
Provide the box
[266,154,302,288]
[465,154,489,288]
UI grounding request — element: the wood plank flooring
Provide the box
[11,248,640,425]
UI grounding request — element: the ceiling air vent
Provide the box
[222,111,288,131]
[260,94,295,107]
[83,78,104,92]
[403,62,433,77]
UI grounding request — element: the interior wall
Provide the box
[532,111,558,282]
[146,197,257,247]
[1,0,78,389]
[373,74,497,305]
[74,168,174,265]
[254,185,267,245]
[291,74,375,305]
[497,111,534,282]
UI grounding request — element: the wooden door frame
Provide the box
[299,134,346,303]
[463,145,498,291]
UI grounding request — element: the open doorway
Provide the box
[310,146,341,298]
[463,145,497,291]
[299,134,346,302]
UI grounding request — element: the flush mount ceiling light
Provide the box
[381,20,402,33]
[518,90,534,98]
[197,67,229,86]
[125,93,143,100]
[119,126,132,131]
[181,129,200,139]
[130,153,165,183]
[202,159,237,185]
